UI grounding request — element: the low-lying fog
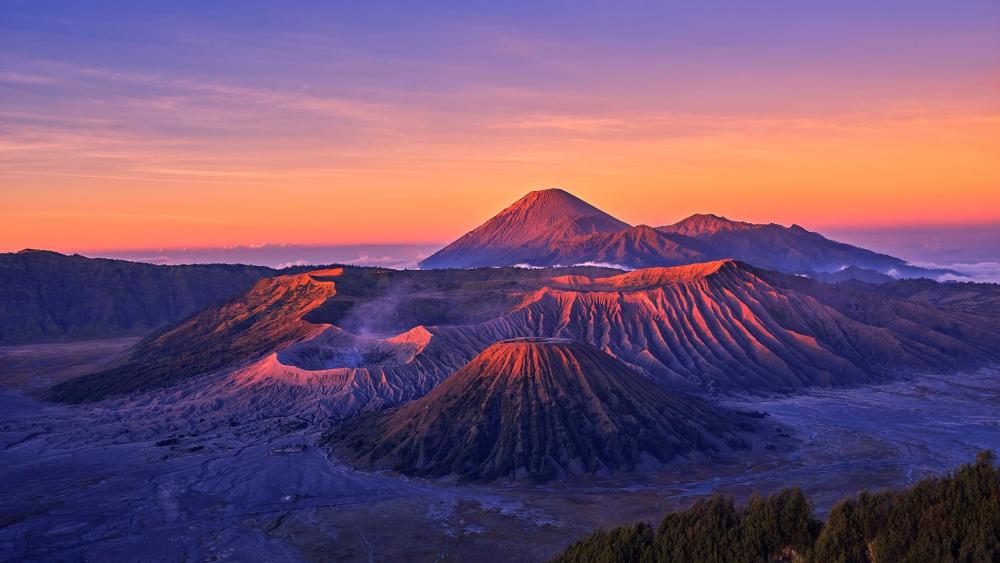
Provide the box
[1,342,998,562]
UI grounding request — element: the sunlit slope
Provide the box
[327,338,758,481]
[50,261,1000,407]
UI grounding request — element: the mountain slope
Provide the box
[486,261,1000,393]
[0,250,272,344]
[530,225,710,268]
[326,338,757,481]
[419,189,629,269]
[419,189,954,278]
[857,278,1000,318]
[808,266,897,285]
[657,214,945,277]
[50,261,1000,409]
[658,213,756,237]
[47,269,340,402]
[45,265,616,405]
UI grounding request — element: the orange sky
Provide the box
[2,2,999,252]
[4,107,998,252]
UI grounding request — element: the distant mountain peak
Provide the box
[15,248,64,256]
[419,189,629,269]
[498,188,624,224]
[659,214,754,237]
[687,213,729,221]
[420,188,952,279]
[521,187,575,201]
[602,224,663,245]
[630,224,660,235]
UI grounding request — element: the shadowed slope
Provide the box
[327,338,757,481]
[0,250,272,344]
[658,214,949,277]
[858,278,1000,318]
[808,266,896,284]
[531,225,709,269]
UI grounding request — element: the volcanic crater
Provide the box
[326,338,762,482]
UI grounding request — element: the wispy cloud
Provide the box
[918,262,1000,284]
[0,71,67,85]
[132,166,276,178]
[3,171,264,185]
[19,59,396,123]
[491,115,631,133]
[276,259,311,269]
[33,211,225,224]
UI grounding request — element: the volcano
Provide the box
[419,189,957,279]
[419,189,629,269]
[50,261,1000,412]
[47,269,341,402]
[326,338,757,481]
[494,260,1000,393]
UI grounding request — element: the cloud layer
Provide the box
[921,262,1000,284]
[89,244,439,270]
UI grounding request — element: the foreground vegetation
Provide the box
[555,451,1000,562]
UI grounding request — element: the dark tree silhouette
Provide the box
[555,452,999,563]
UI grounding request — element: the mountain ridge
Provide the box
[0,250,274,344]
[656,214,930,276]
[419,189,958,280]
[49,261,1000,409]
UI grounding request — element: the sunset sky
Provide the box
[2,1,998,255]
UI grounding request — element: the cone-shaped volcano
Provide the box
[327,338,756,481]
[418,188,629,269]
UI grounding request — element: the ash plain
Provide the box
[1,339,998,562]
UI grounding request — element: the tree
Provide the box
[554,451,999,563]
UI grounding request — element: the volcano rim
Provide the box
[494,337,579,345]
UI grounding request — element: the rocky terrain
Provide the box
[327,338,759,481]
[45,265,617,407]
[490,261,1000,392]
[2,251,999,560]
[2,343,998,561]
[48,261,1000,413]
